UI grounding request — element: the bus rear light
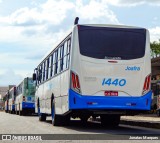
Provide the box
[71,72,81,93]
[142,74,151,95]
[72,73,76,88]
[75,75,80,88]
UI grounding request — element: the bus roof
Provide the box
[79,24,146,29]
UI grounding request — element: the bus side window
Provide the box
[57,47,61,73]
[36,68,39,85]
[54,50,58,75]
[39,65,42,83]
[48,55,51,79]
[46,59,49,80]
[66,38,71,69]
[67,39,71,54]
[39,66,41,83]
[50,54,53,77]
[52,52,55,76]
[44,62,46,81]
[64,41,67,56]
[63,41,68,70]
[60,45,64,71]
[41,62,45,82]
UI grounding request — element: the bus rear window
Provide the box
[78,26,146,60]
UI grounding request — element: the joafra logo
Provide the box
[125,66,140,71]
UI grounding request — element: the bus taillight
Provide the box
[142,74,151,95]
[71,72,81,93]
[72,73,76,89]
[75,75,80,88]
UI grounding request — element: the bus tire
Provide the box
[51,99,62,126]
[16,109,18,115]
[39,113,46,121]
[64,115,70,126]
[101,115,120,127]
[19,104,21,116]
[19,111,22,116]
[19,109,24,116]
[37,100,46,121]
[23,110,26,116]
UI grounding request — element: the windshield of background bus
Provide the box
[24,79,35,96]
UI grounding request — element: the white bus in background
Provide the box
[15,77,35,116]
[33,19,152,127]
[4,91,9,113]
[8,86,16,114]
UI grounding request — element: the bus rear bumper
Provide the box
[69,89,152,111]
[22,102,35,109]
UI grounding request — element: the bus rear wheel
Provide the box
[51,99,70,126]
[39,113,46,121]
[52,99,61,126]
[38,106,46,121]
[18,104,22,116]
[100,115,120,127]
[19,110,23,116]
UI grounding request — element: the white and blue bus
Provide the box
[8,86,16,114]
[4,91,9,113]
[33,22,152,126]
[15,77,35,115]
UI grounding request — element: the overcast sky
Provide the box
[0,0,160,86]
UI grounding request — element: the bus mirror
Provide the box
[33,73,36,81]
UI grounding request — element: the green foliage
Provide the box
[150,40,160,57]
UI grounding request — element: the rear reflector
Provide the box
[108,61,118,63]
[87,102,98,105]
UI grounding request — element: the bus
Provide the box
[8,86,16,114]
[33,22,152,127]
[4,91,9,113]
[15,77,35,116]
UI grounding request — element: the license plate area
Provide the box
[104,91,118,96]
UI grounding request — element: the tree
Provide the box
[150,40,160,58]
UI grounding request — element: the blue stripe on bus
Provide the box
[22,102,35,109]
[69,89,152,110]
[12,105,15,110]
